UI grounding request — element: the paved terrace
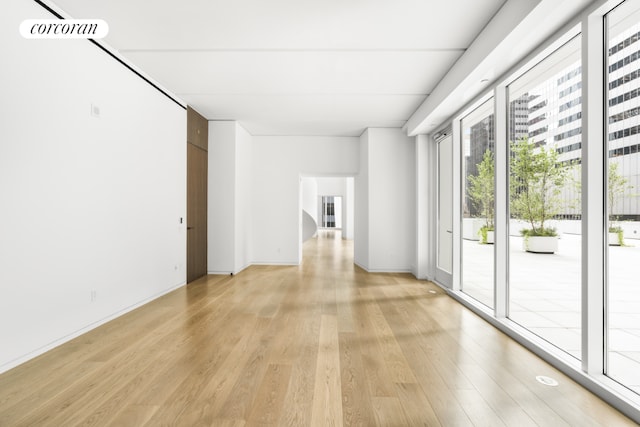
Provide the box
[462,232,640,394]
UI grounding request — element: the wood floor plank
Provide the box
[144,316,270,425]
[338,332,375,426]
[352,296,397,398]
[361,287,418,384]
[371,396,410,427]
[30,282,244,427]
[393,333,475,426]
[96,313,253,426]
[246,364,292,426]
[217,336,271,420]
[310,315,343,426]
[105,405,159,427]
[394,382,442,427]
[278,315,321,426]
[0,231,635,426]
[454,388,509,427]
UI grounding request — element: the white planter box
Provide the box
[523,235,558,254]
[609,232,623,246]
[463,218,484,241]
[486,230,494,244]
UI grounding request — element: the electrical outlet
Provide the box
[90,290,97,302]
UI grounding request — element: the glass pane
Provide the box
[606,0,640,394]
[438,135,453,274]
[461,99,495,308]
[507,36,582,359]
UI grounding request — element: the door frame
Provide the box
[434,125,461,290]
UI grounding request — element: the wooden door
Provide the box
[187,107,208,283]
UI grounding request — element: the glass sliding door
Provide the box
[436,133,453,286]
[461,99,495,308]
[606,0,640,394]
[507,36,583,359]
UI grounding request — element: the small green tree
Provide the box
[608,162,633,225]
[510,137,569,236]
[570,161,634,234]
[467,149,495,233]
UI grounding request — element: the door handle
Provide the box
[187,226,194,230]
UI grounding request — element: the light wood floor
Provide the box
[0,231,636,426]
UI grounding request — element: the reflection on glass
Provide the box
[461,99,495,308]
[507,36,582,359]
[606,0,640,395]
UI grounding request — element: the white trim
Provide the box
[427,134,439,281]
[494,84,509,319]
[582,5,606,376]
[359,267,414,274]
[250,261,300,266]
[434,132,454,288]
[208,264,250,275]
[452,118,462,292]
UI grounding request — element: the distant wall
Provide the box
[208,121,253,274]
[251,136,359,264]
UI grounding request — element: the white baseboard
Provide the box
[0,280,186,374]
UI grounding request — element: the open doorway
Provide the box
[300,176,355,262]
[320,195,342,229]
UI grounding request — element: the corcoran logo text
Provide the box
[20,19,109,39]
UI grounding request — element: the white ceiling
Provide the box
[50,0,507,136]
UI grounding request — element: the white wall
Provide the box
[414,134,436,279]
[355,128,416,272]
[355,130,370,269]
[252,136,359,264]
[301,177,319,224]
[0,0,186,373]
[316,177,348,196]
[235,123,253,272]
[208,121,253,274]
[345,177,355,240]
[208,121,236,273]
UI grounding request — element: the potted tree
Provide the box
[468,149,495,244]
[567,161,633,246]
[608,162,634,246]
[510,137,569,253]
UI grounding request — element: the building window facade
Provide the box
[436,0,640,418]
[606,0,640,396]
[461,99,495,308]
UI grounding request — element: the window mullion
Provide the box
[581,12,606,375]
[495,85,509,318]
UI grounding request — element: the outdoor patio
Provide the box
[461,232,640,394]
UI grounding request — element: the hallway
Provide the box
[0,233,634,426]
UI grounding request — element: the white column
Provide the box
[415,134,430,279]
[452,121,462,291]
[582,12,605,375]
[494,85,509,318]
